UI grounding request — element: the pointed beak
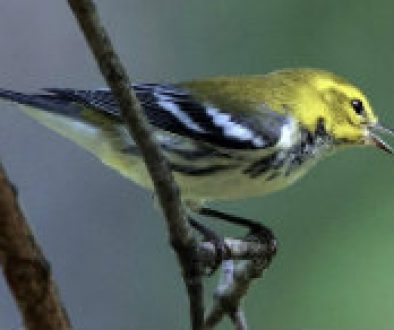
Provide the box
[367,123,394,154]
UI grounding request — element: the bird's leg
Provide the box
[197,207,277,263]
[185,200,277,271]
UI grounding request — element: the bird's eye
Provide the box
[350,99,364,115]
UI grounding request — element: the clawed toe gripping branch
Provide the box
[198,230,276,329]
[172,217,276,330]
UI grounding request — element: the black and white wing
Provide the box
[28,84,292,151]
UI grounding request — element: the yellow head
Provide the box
[269,68,393,153]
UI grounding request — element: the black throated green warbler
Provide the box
[1,68,392,258]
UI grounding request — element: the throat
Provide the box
[285,129,333,175]
[244,128,333,180]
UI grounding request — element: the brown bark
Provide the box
[0,165,71,330]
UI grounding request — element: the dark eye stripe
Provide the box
[351,99,364,115]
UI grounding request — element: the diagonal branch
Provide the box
[203,235,273,330]
[0,164,71,330]
[66,1,203,329]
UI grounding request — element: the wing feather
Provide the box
[42,84,290,150]
[0,84,293,151]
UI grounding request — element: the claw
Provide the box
[188,217,229,275]
[247,223,277,264]
[205,236,228,276]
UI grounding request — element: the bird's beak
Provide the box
[366,123,394,154]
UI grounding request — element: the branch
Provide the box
[204,236,272,330]
[66,1,203,329]
[0,164,71,330]
[197,239,270,266]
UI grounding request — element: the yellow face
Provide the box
[316,77,376,142]
[289,69,392,153]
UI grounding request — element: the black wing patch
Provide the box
[1,84,290,150]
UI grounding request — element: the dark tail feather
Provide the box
[0,88,83,117]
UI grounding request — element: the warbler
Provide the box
[0,68,392,253]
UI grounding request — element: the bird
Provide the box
[0,68,392,261]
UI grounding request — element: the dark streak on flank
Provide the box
[170,163,237,176]
[122,143,233,161]
[121,145,237,175]
[160,144,233,160]
[265,171,281,181]
[243,153,285,178]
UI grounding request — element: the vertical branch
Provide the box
[0,164,71,330]
[66,1,204,329]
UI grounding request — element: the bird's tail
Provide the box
[0,87,108,153]
[0,88,83,118]
[0,87,153,188]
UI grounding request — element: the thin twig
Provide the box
[66,1,203,329]
[0,164,71,330]
[204,241,272,329]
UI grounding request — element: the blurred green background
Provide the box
[0,0,394,329]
